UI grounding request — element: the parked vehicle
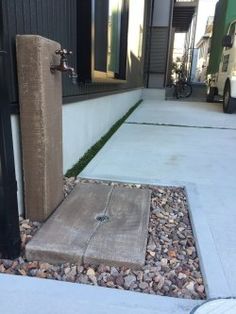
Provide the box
[207,0,236,113]
[172,69,192,99]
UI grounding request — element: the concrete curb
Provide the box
[0,274,202,314]
[185,183,232,298]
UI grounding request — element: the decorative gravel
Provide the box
[0,177,205,300]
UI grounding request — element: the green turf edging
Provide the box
[65,99,142,178]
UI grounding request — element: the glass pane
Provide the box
[229,23,235,37]
[107,0,122,73]
[226,22,236,50]
[94,0,109,72]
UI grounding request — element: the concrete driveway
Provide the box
[81,90,236,299]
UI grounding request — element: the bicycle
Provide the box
[172,69,192,99]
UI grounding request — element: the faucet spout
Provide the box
[67,67,78,84]
[50,49,78,84]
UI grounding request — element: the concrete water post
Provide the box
[16,35,64,222]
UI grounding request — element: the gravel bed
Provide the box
[0,177,205,300]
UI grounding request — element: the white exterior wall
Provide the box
[11,89,142,215]
[62,89,142,172]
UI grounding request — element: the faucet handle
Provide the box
[55,49,72,58]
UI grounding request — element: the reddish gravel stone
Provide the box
[0,178,206,300]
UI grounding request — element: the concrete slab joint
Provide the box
[16,35,64,222]
[80,94,236,297]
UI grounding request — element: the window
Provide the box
[77,0,129,83]
[228,22,235,38]
[225,22,236,50]
[107,0,122,74]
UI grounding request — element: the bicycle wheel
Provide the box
[178,83,192,98]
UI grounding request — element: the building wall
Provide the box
[62,89,142,173]
[148,0,173,88]
[190,48,199,82]
[195,38,211,82]
[148,74,166,89]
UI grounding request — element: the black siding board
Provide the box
[3,1,18,103]
[36,1,44,35]
[77,0,92,83]
[41,1,49,38]
[3,0,78,103]
[23,0,31,33]
[29,1,37,33]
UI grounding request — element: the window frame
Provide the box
[225,21,236,51]
[77,0,129,84]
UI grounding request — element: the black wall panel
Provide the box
[2,0,77,103]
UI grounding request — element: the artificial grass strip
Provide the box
[65,99,142,178]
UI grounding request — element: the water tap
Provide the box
[50,49,78,84]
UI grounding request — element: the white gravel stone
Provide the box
[124,275,136,288]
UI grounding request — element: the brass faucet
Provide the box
[50,49,78,84]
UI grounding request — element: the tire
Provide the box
[178,82,192,98]
[206,86,216,102]
[223,82,236,114]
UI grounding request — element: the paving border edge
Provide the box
[182,183,231,299]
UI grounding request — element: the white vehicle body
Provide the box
[214,20,236,97]
[208,20,236,113]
